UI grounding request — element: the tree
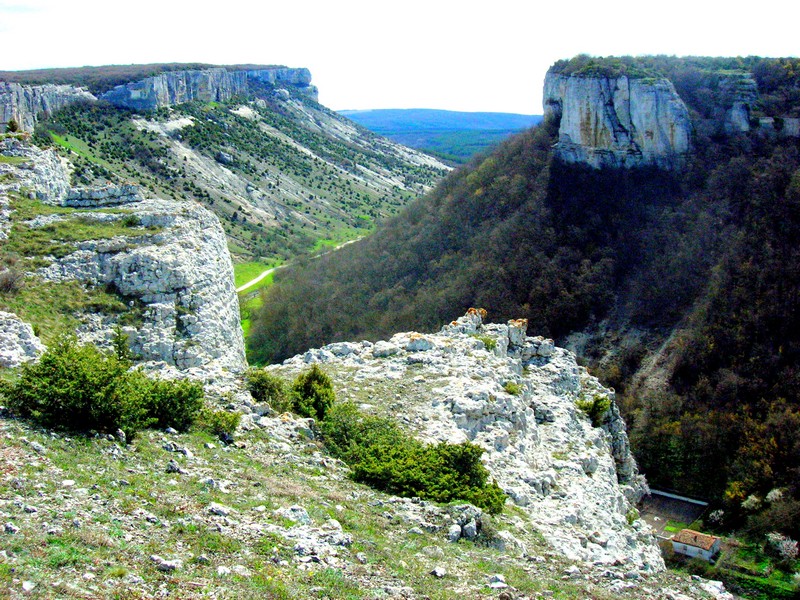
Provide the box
[5,118,19,133]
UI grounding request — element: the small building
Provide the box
[671,529,721,561]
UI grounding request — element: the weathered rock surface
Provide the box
[544,71,692,169]
[100,67,317,112]
[0,311,45,368]
[0,82,96,133]
[270,310,664,571]
[3,138,245,374]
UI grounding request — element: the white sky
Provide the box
[1,0,798,114]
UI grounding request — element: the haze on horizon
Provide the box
[1,0,797,114]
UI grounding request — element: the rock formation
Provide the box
[100,67,318,111]
[0,312,44,368]
[544,71,692,169]
[1,139,246,374]
[268,309,664,571]
[0,82,96,133]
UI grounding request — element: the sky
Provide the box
[1,0,798,114]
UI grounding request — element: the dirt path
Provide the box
[235,237,363,293]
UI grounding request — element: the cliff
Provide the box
[268,310,664,570]
[0,82,96,133]
[0,137,246,375]
[543,72,692,169]
[100,67,318,111]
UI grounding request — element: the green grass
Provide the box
[234,260,278,288]
[664,520,690,533]
[0,155,29,165]
[0,278,132,344]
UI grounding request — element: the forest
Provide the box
[249,56,800,538]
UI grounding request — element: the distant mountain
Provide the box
[0,65,450,263]
[340,108,542,164]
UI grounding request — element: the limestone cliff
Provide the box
[268,310,663,571]
[544,72,692,169]
[1,138,246,375]
[100,67,318,111]
[0,82,96,133]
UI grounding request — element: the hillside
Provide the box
[1,65,449,263]
[250,55,800,539]
[340,109,542,164]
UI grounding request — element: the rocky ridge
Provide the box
[0,67,316,133]
[100,67,318,112]
[267,309,664,571]
[543,72,692,169]
[0,136,245,375]
[0,82,96,133]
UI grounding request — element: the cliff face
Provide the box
[544,72,692,169]
[100,67,318,111]
[0,82,96,132]
[1,138,246,375]
[269,310,663,570]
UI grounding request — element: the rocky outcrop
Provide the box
[718,72,758,133]
[100,67,318,111]
[0,82,96,133]
[268,310,663,571]
[3,139,246,374]
[0,311,45,368]
[544,71,692,169]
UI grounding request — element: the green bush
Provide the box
[576,393,611,427]
[197,408,241,437]
[320,402,506,514]
[5,335,204,438]
[146,377,205,432]
[290,364,335,420]
[503,381,522,396]
[471,334,497,352]
[245,368,292,412]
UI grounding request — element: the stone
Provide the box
[488,573,508,589]
[275,505,311,525]
[447,523,462,543]
[4,522,19,534]
[0,311,45,368]
[150,555,181,572]
[430,566,447,578]
[462,519,478,540]
[208,503,232,517]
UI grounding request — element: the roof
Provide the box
[672,529,719,551]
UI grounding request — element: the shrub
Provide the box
[245,368,292,412]
[290,364,335,420]
[5,335,204,438]
[320,402,506,514]
[0,267,24,293]
[503,381,522,396]
[471,334,497,352]
[6,118,19,133]
[146,377,204,432]
[576,393,611,427]
[197,408,241,437]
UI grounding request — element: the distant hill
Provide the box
[340,108,542,164]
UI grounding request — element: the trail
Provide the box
[235,237,363,293]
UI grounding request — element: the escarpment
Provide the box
[543,72,692,169]
[99,67,318,111]
[0,66,317,132]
